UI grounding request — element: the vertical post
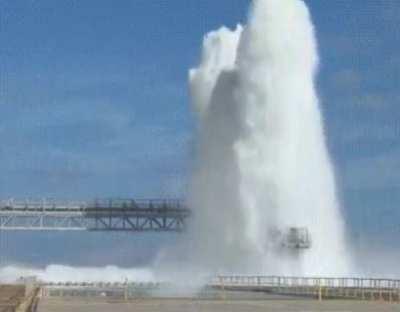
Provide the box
[318,285,322,302]
[221,276,226,301]
[397,289,400,304]
[278,277,281,293]
[124,285,128,301]
[39,287,44,298]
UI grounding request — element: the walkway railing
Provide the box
[36,276,400,303]
[0,198,184,211]
[212,275,400,302]
[213,275,400,289]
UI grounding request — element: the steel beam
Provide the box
[0,199,190,232]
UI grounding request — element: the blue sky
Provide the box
[0,0,399,266]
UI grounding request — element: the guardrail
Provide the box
[37,276,400,303]
[0,198,184,211]
[212,276,400,303]
[212,275,400,289]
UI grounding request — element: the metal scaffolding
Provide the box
[0,199,190,232]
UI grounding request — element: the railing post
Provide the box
[318,285,322,302]
[278,276,281,293]
[397,288,400,304]
[124,285,128,301]
[220,276,226,301]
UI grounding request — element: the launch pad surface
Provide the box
[37,296,400,312]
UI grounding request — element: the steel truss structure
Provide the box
[0,199,190,232]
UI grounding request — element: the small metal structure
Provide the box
[0,198,190,232]
[283,227,311,249]
[268,226,311,250]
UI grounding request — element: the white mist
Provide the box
[188,0,351,276]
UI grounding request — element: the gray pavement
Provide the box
[38,297,400,312]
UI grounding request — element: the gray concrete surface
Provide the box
[38,297,400,312]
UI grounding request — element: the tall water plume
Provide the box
[188,0,351,276]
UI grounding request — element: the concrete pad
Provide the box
[38,297,400,312]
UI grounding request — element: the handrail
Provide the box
[0,198,187,212]
[213,275,400,289]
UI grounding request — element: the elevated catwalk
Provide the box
[0,199,190,232]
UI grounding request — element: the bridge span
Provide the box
[0,199,190,232]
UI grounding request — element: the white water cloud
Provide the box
[0,265,154,284]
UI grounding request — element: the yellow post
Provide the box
[318,286,322,302]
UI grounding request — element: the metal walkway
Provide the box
[0,199,190,232]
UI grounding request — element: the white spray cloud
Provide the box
[189,25,243,117]
[0,265,154,283]
[187,0,352,276]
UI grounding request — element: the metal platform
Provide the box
[0,199,190,232]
